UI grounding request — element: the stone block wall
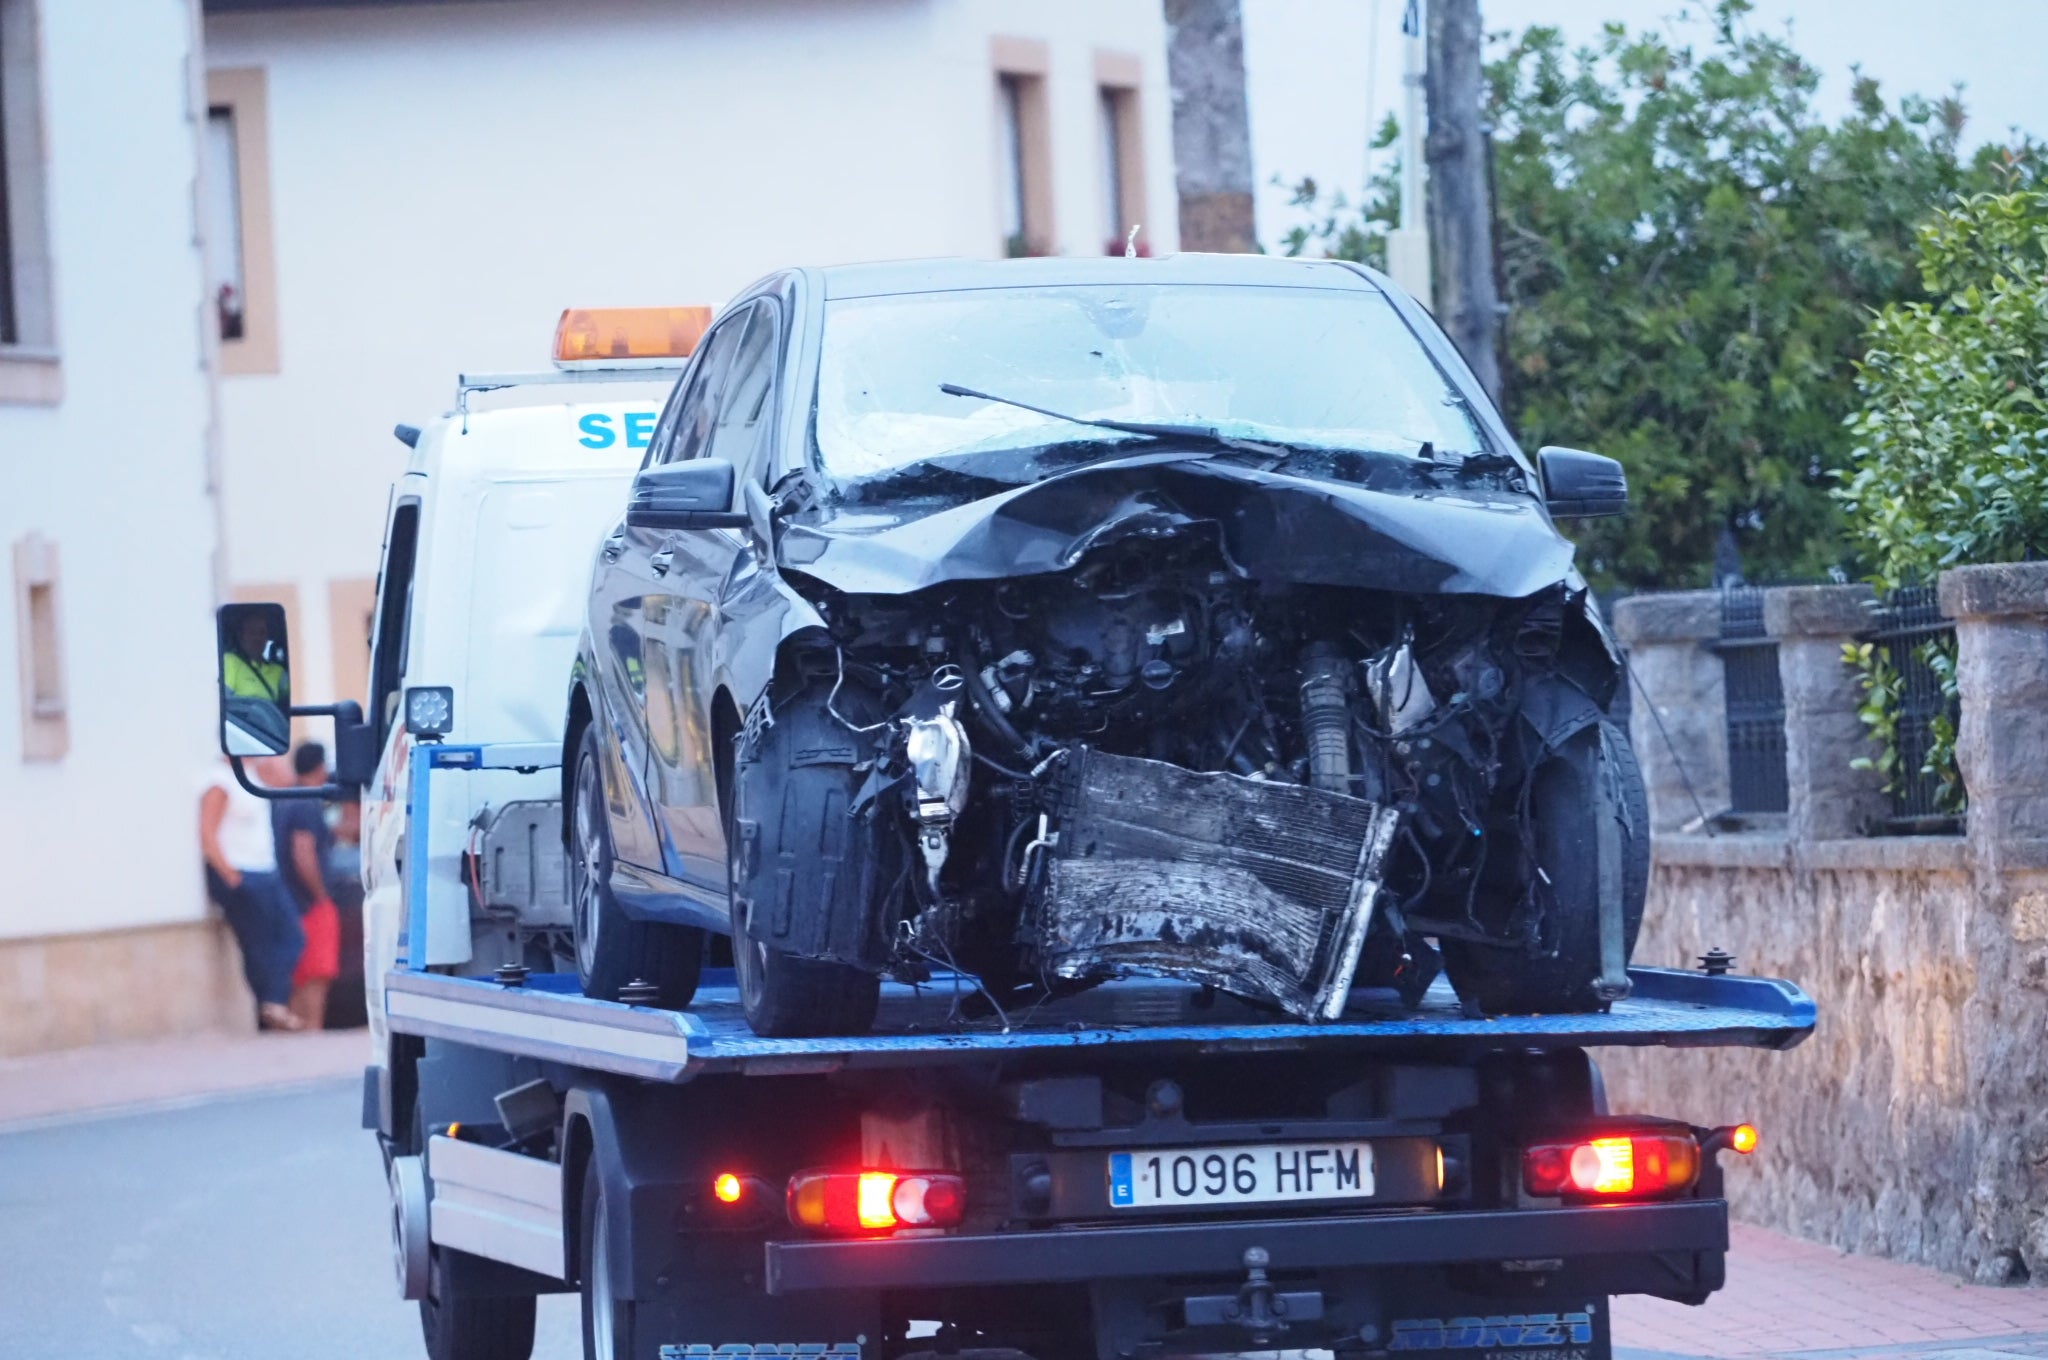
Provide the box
[1606,563,2048,1285]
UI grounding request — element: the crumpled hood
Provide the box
[777,453,1579,599]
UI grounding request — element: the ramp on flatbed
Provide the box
[384,966,1815,1083]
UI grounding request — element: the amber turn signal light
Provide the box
[1523,1131,1702,1199]
[786,1169,966,1234]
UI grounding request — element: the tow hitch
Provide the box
[1181,1246,1325,1342]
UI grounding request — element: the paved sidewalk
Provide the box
[0,1027,366,1128]
[1614,1222,2048,1360]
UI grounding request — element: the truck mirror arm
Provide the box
[228,699,376,801]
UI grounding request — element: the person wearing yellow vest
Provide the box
[223,610,289,704]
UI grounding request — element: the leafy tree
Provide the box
[1835,187,2048,809]
[1836,188,2048,583]
[1282,0,2041,588]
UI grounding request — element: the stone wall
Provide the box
[0,918,255,1058]
[1605,564,2048,1285]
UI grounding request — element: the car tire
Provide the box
[729,889,881,1038]
[721,687,888,1039]
[579,1158,636,1360]
[1440,719,1649,1014]
[570,722,704,1009]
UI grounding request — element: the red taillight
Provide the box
[1523,1132,1700,1199]
[786,1169,966,1234]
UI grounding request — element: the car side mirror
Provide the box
[1539,447,1629,518]
[218,602,292,756]
[626,459,750,531]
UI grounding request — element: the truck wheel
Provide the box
[1441,720,1649,1014]
[571,722,704,1008]
[420,1245,537,1360]
[580,1158,637,1360]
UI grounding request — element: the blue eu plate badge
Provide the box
[1108,1153,1135,1207]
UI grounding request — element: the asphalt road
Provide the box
[0,1079,582,1360]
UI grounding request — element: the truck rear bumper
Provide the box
[764,1198,1727,1294]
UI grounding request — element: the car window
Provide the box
[664,310,750,465]
[367,499,420,745]
[704,302,781,486]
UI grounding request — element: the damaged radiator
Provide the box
[1035,747,1402,1020]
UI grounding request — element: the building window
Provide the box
[0,0,59,404]
[204,109,246,341]
[204,69,278,375]
[991,37,1053,257]
[13,533,66,761]
[1095,51,1148,256]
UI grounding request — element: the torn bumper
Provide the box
[1035,748,1401,1020]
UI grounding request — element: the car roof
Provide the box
[816,252,1385,300]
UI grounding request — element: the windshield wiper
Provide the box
[938,382,1283,456]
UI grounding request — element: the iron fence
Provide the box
[1714,586,1789,815]
[1865,584,1963,833]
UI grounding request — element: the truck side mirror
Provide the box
[1539,447,1629,518]
[627,459,750,531]
[217,602,293,757]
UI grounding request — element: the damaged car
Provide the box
[564,255,1648,1037]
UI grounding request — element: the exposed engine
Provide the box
[735,527,1636,1023]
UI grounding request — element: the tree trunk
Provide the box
[1424,0,1503,404]
[1166,0,1257,253]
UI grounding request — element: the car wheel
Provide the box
[1440,720,1649,1014]
[570,721,704,1008]
[729,889,880,1038]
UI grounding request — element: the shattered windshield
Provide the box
[812,283,1493,486]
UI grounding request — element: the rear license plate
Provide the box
[1107,1142,1375,1209]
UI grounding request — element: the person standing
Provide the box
[273,743,340,1029]
[200,756,306,1031]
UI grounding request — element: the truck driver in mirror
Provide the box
[218,603,292,757]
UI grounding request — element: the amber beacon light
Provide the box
[553,305,713,366]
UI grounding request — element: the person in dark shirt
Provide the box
[273,743,339,1029]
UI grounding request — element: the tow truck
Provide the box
[217,306,1813,1360]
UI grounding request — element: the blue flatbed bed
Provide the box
[385,964,1814,1084]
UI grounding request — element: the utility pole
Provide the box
[1423,0,1503,404]
[1383,0,1432,305]
[1165,0,1258,253]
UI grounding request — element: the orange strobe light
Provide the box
[553,306,712,365]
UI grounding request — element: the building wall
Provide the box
[0,1,227,1046]
[203,0,1179,709]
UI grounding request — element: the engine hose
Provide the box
[1299,641,1354,794]
[961,649,1034,758]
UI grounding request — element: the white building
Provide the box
[0,0,240,1055]
[0,0,1186,1056]
[201,0,1182,712]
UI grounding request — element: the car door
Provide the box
[647,298,784,893]
[592,315,746,873]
